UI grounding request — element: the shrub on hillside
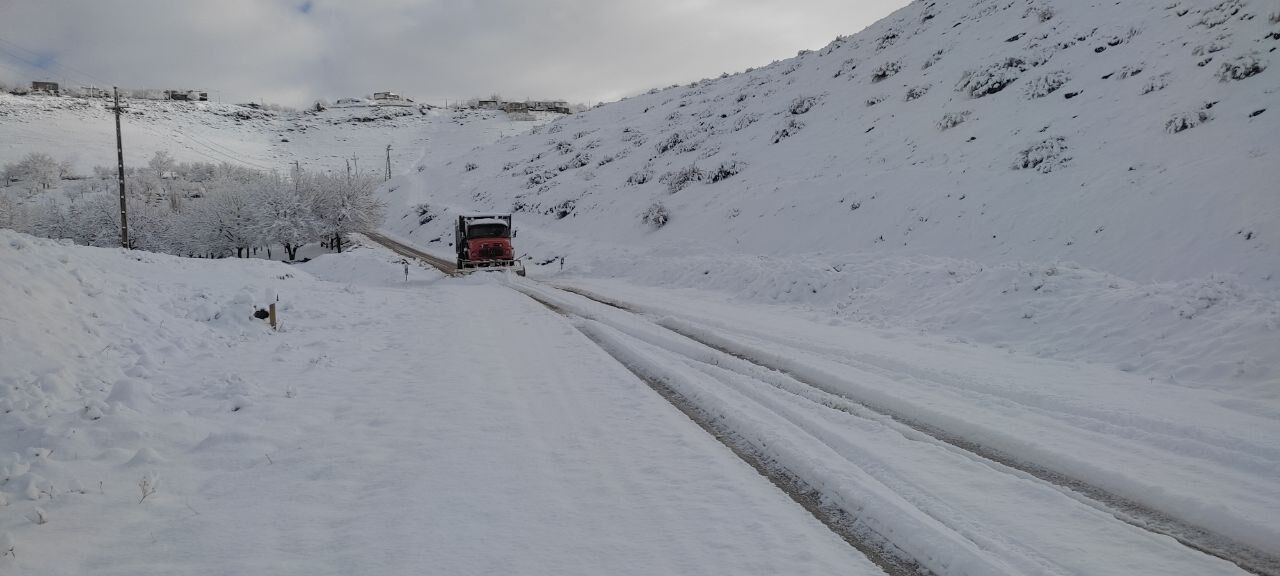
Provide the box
[659,165,704,193]
[1023,71,1070,98]
[772,118,805,143]
[625,167,653,186]
[1141,73,1172,94]
[708,160,746,183]
[871,60,902,83]
[655,132,684,154]
[1217,54,1267,82]
[905,84,931,101]
[734,113,762,131]
[790,95,820,115]
[1166,110,1212,134]
[641,202,670,228]
[956,57,1028,97]
[937,111,971,131]
[1013,137,1071,173]
[922,49,945,70]
[834,58,859,79]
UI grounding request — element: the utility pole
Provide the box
[352,156,359,177]
[112,87,129,248]
[345,158,351,181]
[385,144,392,181]
[293,160,301,192]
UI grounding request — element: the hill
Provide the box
[378,0,1280,390]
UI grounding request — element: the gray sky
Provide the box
[0,0,908,107]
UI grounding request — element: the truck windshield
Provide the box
[468,223,508,238]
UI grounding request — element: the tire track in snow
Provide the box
[548,284,1279,576]
[513,288,930,576]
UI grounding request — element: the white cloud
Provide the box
[0,0,908,106]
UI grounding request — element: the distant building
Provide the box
[30,81,59,95]
[501,101,529,113]
[78,86,108,98]
[372,91,403,101]
[527,100,569,112]
[477,100,500,110]
[164,90,208,102]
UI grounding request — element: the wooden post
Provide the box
[268,303,277,331]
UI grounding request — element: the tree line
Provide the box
[0,151,385,260]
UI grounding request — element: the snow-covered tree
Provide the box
[189,177,259,257]
[68,193,123,247]
[310,172,385,253]
[29,198,72,240]
[148,151,175,179]
[253,172,317,260]
[15,152,62,190]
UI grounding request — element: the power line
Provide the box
[0,35,112,87]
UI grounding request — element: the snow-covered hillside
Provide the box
[382,0,1280,390]
[0,93,555,175]
[396,0,1278,287]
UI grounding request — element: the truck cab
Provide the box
[455,214,525,276]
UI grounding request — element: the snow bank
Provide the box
[574,251,1280,393]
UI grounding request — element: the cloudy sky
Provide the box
[0,0,908,107]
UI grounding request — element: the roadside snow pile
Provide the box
[576,251,1280,396]
[0,229,295,567]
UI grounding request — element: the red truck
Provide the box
[455,214,526,276]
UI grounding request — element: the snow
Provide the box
[0,230,875,575]
[378,0,1280,393]
[0,93,557,176]
[2,0,1277,572]
[541,276,1280,563]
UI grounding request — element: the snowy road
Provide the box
[363,234,1276,575]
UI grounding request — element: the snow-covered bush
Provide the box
[1217,54,1267,82]
[557,153,590,172]
[870,60,902,83]
[790,95,820,115]
[413,203,437,225]
[641,202,670,228]
[937,111,971,131]
[464,162,478,172]
[1141,73,1171,94]
[956,57,1028,97]
[905,85,931,101]
[655,132,684,154]
[625,168,653,186]
[1165,110,1212,134]
[875,29,901,50]
[733,113,761,131]
[922,49,945,70]
[834,58,859,79]
[1013,137,1071,173]
[866,95,887,107]
[772,118,805,143]
[708,160,746,183]
[1025,4,1054,22]
[1023,71,1070,98]
[659,165,704,193]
